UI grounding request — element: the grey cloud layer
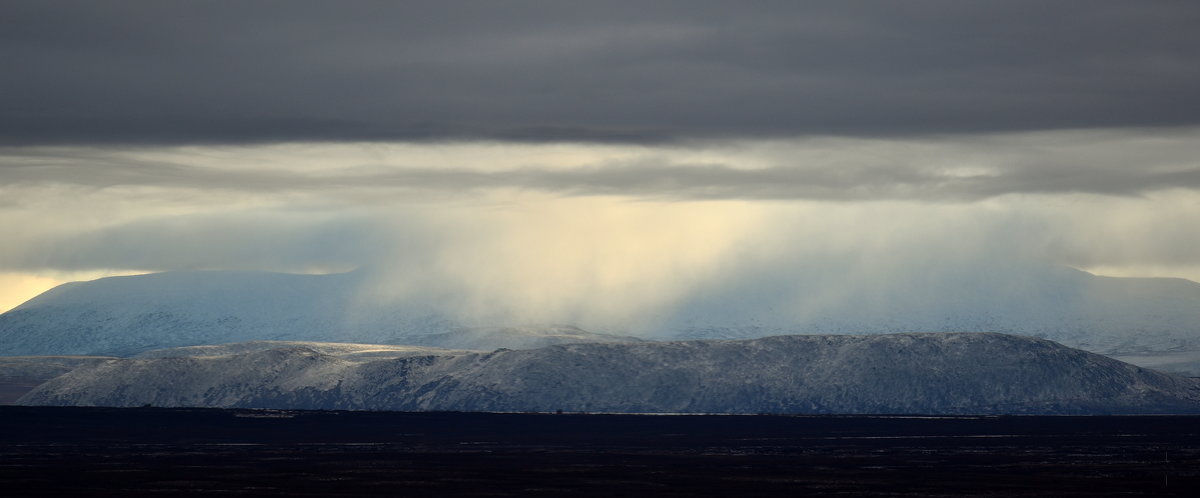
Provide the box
[4,1,1200,144]
[5,129,1198,201]
[3,212,392,272]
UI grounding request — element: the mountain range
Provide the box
[2,266,1199,358]
[5,267,1200,414]
[19,333,1200,414]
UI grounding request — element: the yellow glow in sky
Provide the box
[0,271,148,313]
[0,273,61,313]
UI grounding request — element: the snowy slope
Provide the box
[0,271,639,355]
[408,326,643,350]
[19,333,1200,415]
[0,271,354,355]
[133,341,478,361]
[3,265,1200,357]
[1,342,469,404]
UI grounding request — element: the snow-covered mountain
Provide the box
[18,333,1200,415]
[0,271,640,355]
[2,265,1200,357]
[655,263,1200,355]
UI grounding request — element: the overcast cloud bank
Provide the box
[3,1,1200,144]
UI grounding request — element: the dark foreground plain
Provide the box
[1,407,1198,496]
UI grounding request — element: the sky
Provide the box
[2,1,1200,317]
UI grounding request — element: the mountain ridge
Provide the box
[19,333,1200,415]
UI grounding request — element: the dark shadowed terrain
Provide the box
[1,407,1198,496]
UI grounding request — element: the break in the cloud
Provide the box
[3,1,1200,144]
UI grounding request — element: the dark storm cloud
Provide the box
[4,0,1200,145]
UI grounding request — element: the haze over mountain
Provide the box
[0,270,644,356]
[2,265,1198,359]
[19,333,1200,415]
